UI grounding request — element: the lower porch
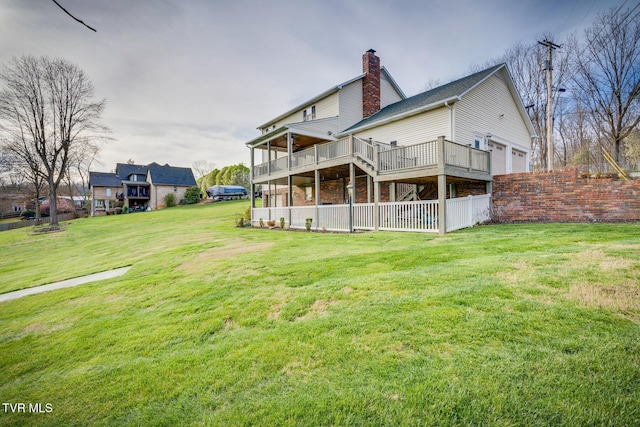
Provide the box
[252,194,491,234]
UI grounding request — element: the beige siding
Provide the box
[455,70,531,152]
[264,92,339,132]
[381,73,403,108]
[338,79,363,131]
[353,106,450,145]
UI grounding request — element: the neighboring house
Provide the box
[89,163,196,215]
[146,162,198,210]
[246,50,536,234]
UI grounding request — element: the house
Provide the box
[146,162,199,210]
[89,163,196,215]
[246,50,536,234]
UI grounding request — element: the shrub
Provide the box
[20,210,35,219]
[244,206,251,221]
[164,193,177,208]
[123,206,129,214]
[184,186,201,204]
[279,217,285,230]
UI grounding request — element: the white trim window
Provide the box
[303,105,316,122]
[473,133,486,150]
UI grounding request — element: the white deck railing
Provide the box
[446,194,491,232]
[252,195,490,233]
[379,200,439,232]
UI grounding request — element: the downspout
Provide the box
[444,101,453,141]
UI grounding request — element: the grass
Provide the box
[1,200,639,426]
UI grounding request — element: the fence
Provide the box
[0,212,81,232]
[253,195,490,233]
[446,194,491,232]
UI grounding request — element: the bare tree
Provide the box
[625,128,640,169]
[0,56,109,228]
[192,159,216,179]
[571,5,640,165]
[0,129,47,222]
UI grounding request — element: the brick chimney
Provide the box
[362,49,381,118]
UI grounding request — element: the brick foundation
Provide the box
[492,168,640,222]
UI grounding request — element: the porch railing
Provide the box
[317,137,350,162]
[253,137,491,179]
[378,140,439,173]
[444,140,491,173]
[252,196,489,233]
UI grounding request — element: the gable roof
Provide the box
[257,66,405,130]
[340,64,508,134]
[147,163,196,187]
[116,163,148,179]
[89,171,120,187]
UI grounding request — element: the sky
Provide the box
[0,0,623,175]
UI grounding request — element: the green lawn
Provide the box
[1,201,639,426]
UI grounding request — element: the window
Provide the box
[305,186,313,201]
[473,133,486,150]
[106,188,111,197]
[303,106,316,121]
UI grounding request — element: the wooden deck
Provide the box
[252,136,492,184]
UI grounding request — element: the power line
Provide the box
[557,0,582,35]
[51,0,96,32]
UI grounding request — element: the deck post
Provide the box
[287,132,292,171]
[267,141,273,176]
[373,181,380,231]
[287,176,293,227]
[315,169,321,230]
[438,174,447,235]
[250,148,255,211]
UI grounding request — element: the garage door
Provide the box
[512,149,527,173]
[488,142,506,175]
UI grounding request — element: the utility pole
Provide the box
[539,39,561,171]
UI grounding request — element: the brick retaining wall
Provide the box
[492,168,640,222]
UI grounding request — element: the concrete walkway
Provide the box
[0,266,132,303]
